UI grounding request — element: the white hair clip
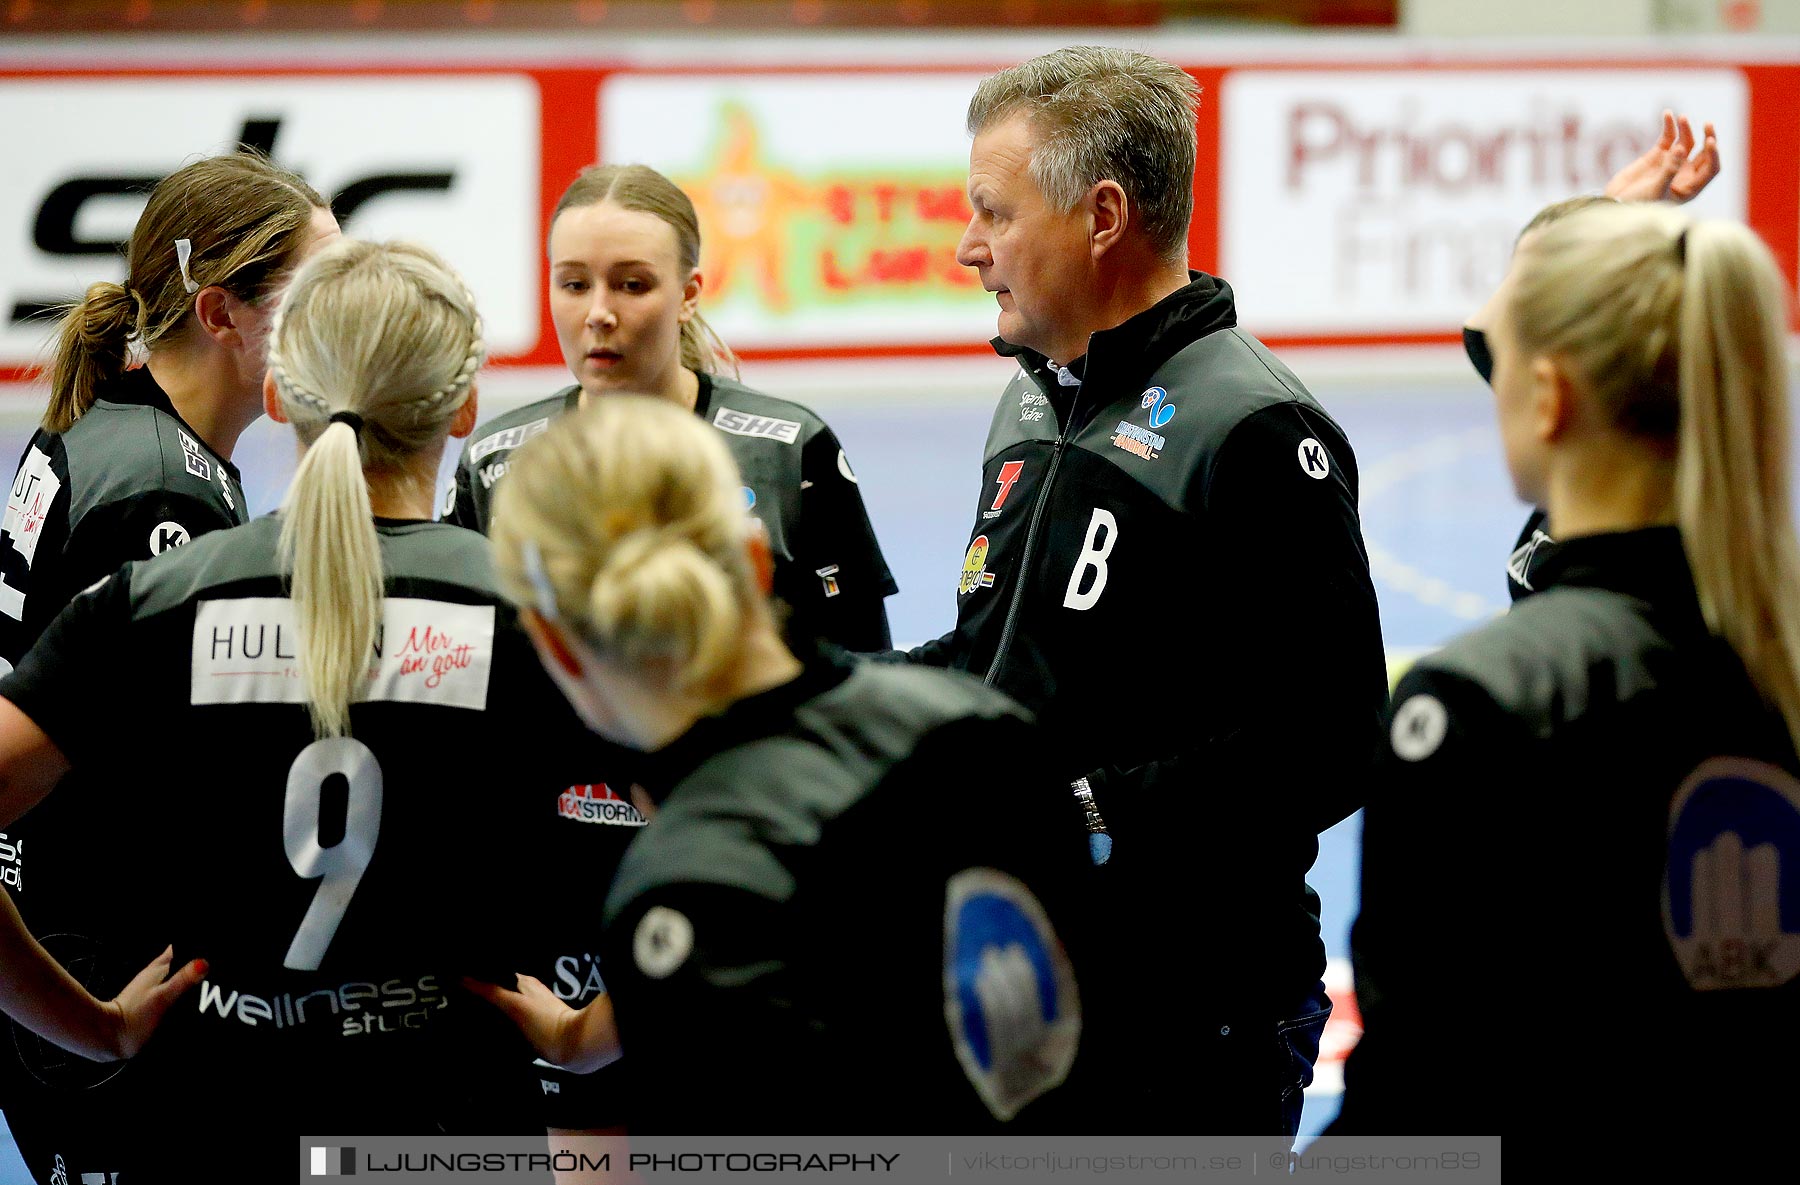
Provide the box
[520,538,560,622]
[175,238,200,294]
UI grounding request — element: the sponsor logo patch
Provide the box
[2,445,60,604]
[1110,420,1165,461]
[959,535,997,595]
[1663,757,1800,992]
[178,429,211,481]
[469,416,551,463]
[944,867,1081,1121]
[713,406,801,443]
[1140,386,1176,428]
[816,564,841,598]
[191,597,495,710]
[557,783,648,828]
[478,460,507,490]
[986,460,1025,519]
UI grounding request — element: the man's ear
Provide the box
[263,371,287,423]
[521,608,585,680]
[1088,180,1129,259]
[450,386,480,439]
[192,286,246,351]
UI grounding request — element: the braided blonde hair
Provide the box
[267,239,485,738]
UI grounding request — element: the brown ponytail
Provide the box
[41,151,325,434]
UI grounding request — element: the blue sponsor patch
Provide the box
[943,868,1080,1120]
[742,486,757,510]
[1663,757,1800,991]
[1140,386,1175,429]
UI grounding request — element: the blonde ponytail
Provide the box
[268,239,485,738]
[491,395,756,696]
[1672,220,1800,753]
[279,421,383,739]
[1512,204,1800,751]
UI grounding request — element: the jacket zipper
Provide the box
[985,368,1077,689]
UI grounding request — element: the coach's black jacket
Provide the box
[904,274,1388,1118]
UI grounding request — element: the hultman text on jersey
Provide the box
[190,598,495,710]
[558,783,648,827]
[198,972,447,1038]
[1662,757,1800,992]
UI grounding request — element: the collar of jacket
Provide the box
[633,639,855,805]
[1527,525,1702,619]
[990,270,1239,412]
[114,365,244,481]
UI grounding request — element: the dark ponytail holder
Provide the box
[328,410,365,435]
[1675,227,1689,264]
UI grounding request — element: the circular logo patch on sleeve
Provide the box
[1390,693,1449,762]
[1662,757,1800,992]
[1297,438,1331,480]
[148,521,191,554]
[943,867,1081,1121]
[633,905,695,980]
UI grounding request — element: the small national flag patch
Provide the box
[309,1146,356,1176]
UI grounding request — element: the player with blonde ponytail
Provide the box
[471,394,1100,1132]
[0,239,592,1170]
[1336,203,1800,1147]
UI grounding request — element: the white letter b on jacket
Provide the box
[1062,508,1118,611]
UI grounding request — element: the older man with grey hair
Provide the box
[899,46,1388,1134]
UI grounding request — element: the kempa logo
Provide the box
[310,1146,357,1176]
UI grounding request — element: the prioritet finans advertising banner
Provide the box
[1220,68,1750,337]
[0,51,1793,377]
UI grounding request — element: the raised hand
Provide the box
[1605,110,1721,205]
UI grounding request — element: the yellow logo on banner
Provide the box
[676,103,984,314]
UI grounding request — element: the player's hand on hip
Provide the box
[464,972,623,1075]
[103,944,207,1060]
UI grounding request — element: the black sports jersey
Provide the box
[0,367,246,671]
[446,375,899,1129]
[0,366,248,1179]
[603,651,1094,1132]
[1335,528,1800,1159]
[445,375,898,651]
[0,514,587,1172]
